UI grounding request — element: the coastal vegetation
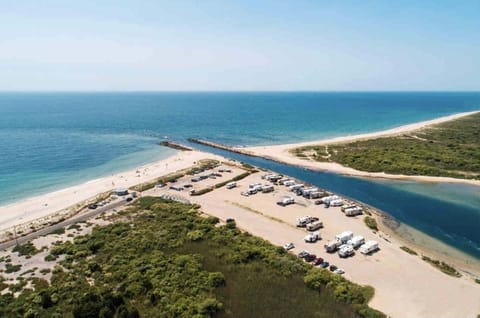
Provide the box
[12,242,39,257]
[191,171,252,196]
[364,216,378,231]
[421,256,461,277]
[292,112,480,179]
[0,197,384,318]
[400,246,418,255]
[130,159,220,192]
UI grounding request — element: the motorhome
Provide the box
[261,185,275,193]
[308,191,326,199]
[283,180,296,187]
[329,199,344,207]
[289,184,304,191]
[335,231,354,243]
[347,236,365,248]
[344,207,363,216]
[277,197,295,207]
[359,241,379,254]
[341,204,357,212]
[301,187,318,197]
[322,195,340,204]
[226,182,237,189]
[296,215,317,227]
[338,245,355,258]
[304,231,321,243]
[306,220,323,231]
[324,240,340,253]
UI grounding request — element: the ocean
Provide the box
[1,92,479,258]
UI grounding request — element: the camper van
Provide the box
[341,204,357,212]
[261,185,274,193]
[329,199,344,207]
[289,184,304,191]
[283,180,296,187]
[306,220,323,231]
[296,216,318,227]
[359,241,379,254]
[226,182,237,189]
[335,231,354,244]
[277,197,295,207]
[347,236,365,248]
[338,245,355,258]
[304,231,321,243]
[344,207,363,216]
[324,240,340,253]
[308,191,325,199]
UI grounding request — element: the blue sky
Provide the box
[1,1,479,91]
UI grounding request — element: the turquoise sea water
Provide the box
[1,92,479,258]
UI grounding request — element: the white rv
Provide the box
[296,215,317,227]
[329,199,344,207]
[261,185,275,193]
[322,195,340,204]
[304,231,321,243]
[226,182,237,189]
[277,197,295,207]
[338,245,355,258]
[324,240,340,253]
[335,231,354,243]
[359,241,379,254]
[308,191,325,199]
[306,220,323,231]
[344,207,363,216]
[283,180,296,187]
[341,205,357,212]
[289,184,304,191]
[347,236,365,248]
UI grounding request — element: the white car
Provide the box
[333,268,345,275]
[283,242,295,250]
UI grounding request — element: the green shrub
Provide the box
[5,263,22,273]
[400,246,418,255]
[422,256,461,277]
[13,242,39,256]
[364,216,378,231]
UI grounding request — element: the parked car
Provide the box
[304,254,316,262]
[283,242,295,250]
[88,204,98,209]
[126,197,133,202]
[329,265,338,272]
[298,250,310,258]
[319,261,330,268]
[311,257,324,266]
[333,268,345,275]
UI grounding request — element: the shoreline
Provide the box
[0,150,223,233]
[239,110,480,186]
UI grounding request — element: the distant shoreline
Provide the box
[239,110,480,186]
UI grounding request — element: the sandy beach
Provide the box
[241,111,480,186]
[148,169,480,318]
[0,150,223,233]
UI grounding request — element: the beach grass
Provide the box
[292,112,480,179]
[421,255,461,277]
[400,246,418,255]
[364,216,378,231]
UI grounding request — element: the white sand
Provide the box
[241,111,480,186]
[0,150,223,232]
[153,171,480,318]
